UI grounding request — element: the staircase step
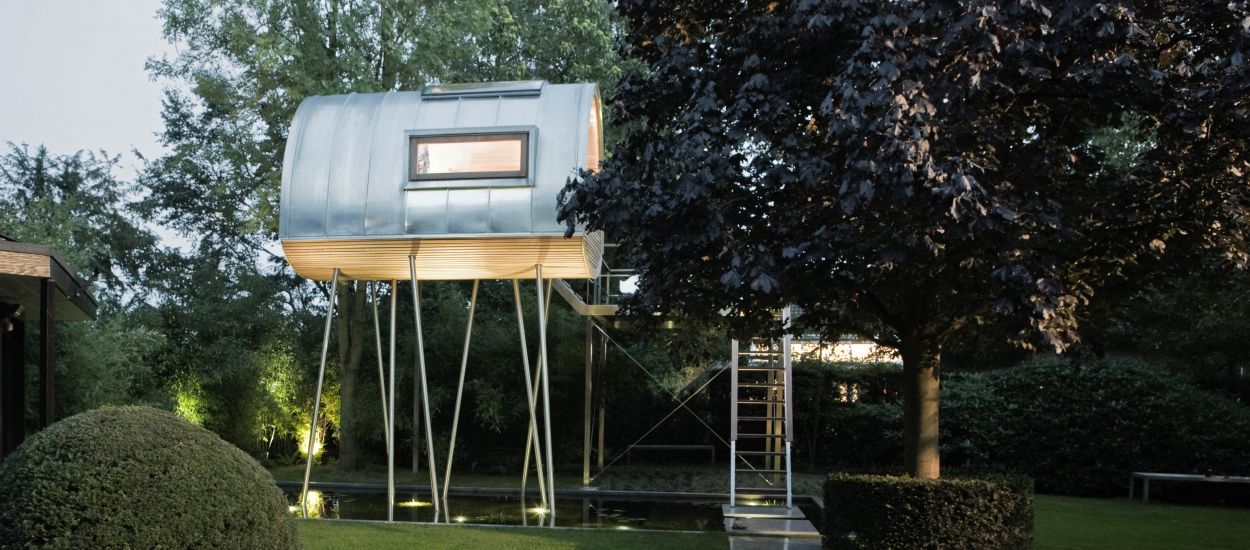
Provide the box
[738,400,785,404]
[736,450,786,455]
[738,383,785,388]
[734,468,788,474]
[737,367,786,372]
[738,351,782,356]
[738,416,785,421]
[736,434,786,439]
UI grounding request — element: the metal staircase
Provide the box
[729,307,794,510]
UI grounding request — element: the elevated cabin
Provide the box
[279,80,604,281]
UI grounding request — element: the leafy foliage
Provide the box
[792,362,903,468]
[140,0,629,466]
[562,0,1250,347]
[0,144,167,415]
[559,0,1250,476]
[942,357,1250,496]
[824,473,1034,550]
[0,406,298,549]
[1106,259,1250,402]
[0,144,159,300]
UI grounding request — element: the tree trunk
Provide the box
[900,336,942,479]
[336,281,367,470]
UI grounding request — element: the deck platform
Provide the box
[725,517,821,537]
[722,505,806,519]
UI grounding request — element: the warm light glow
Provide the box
[295,490,324,519]
[174,386,205,425]
[297,425,325,460]
[413,136,524,177]
[791,338,901,363]
[454,516,467,523]
[529,506,550,516]
[587,98,601,172]
[397,499,432,508]
[616,526,632,530]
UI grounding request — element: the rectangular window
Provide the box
[409,132,528,180]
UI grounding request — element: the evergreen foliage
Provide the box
[824,473,1034,549]
[0,406,299,549]
[943,358,1250,496]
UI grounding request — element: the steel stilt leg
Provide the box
[387,280,397,522]
[301,268,339,518]
[535,265,556,525]
[441,280,479,522]
[410,257,441,521]
[371,282,391,456]
[514,280,548,509]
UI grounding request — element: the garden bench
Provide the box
[625,444,715,464]
[1128,472,1250,502]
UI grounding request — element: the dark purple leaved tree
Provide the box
[560,0,1250,478]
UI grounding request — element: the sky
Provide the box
[0,0,172,175]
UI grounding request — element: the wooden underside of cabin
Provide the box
[281,233,602,281]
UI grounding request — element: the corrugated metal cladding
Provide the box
[278,81,604,282]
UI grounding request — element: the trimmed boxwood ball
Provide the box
[0,406,300,549]
[824,473,1033,549]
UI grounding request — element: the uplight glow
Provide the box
[397,499,432,508]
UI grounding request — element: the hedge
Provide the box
[942,358,1250,497]
[792,357,1250,499]
[0,406,300,549]
[791,361,903,469]
[824,473,1034,549]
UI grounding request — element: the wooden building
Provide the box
[0,237,96,457]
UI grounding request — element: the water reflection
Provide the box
[284,490,724,531]
[291,490,329,519]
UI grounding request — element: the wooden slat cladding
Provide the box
[282,235,597,281]
[0,251,51,278]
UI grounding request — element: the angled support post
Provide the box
[535,265,556,524]
[301,268,339,518]
[441,280,480,521]
[370,282,391,461]
[514,280,548,510]
[410,257,441,521]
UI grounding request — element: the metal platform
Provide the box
[722,505,806,519]
[725,517,821,538]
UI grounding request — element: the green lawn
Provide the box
[297,519,729,550]
[1034,495,1250,550]
[295,494,1250,549]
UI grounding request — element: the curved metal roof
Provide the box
[278,80,601,241]
[277,81,605,281]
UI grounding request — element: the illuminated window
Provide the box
[587,100,601,172]
[409,132,528,180]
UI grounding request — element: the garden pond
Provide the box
[284,487,817,531]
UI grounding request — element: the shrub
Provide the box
[792,361,904,469]
[0,406,300,549]
[942,357,1250,497]
[824,473,1033,550]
